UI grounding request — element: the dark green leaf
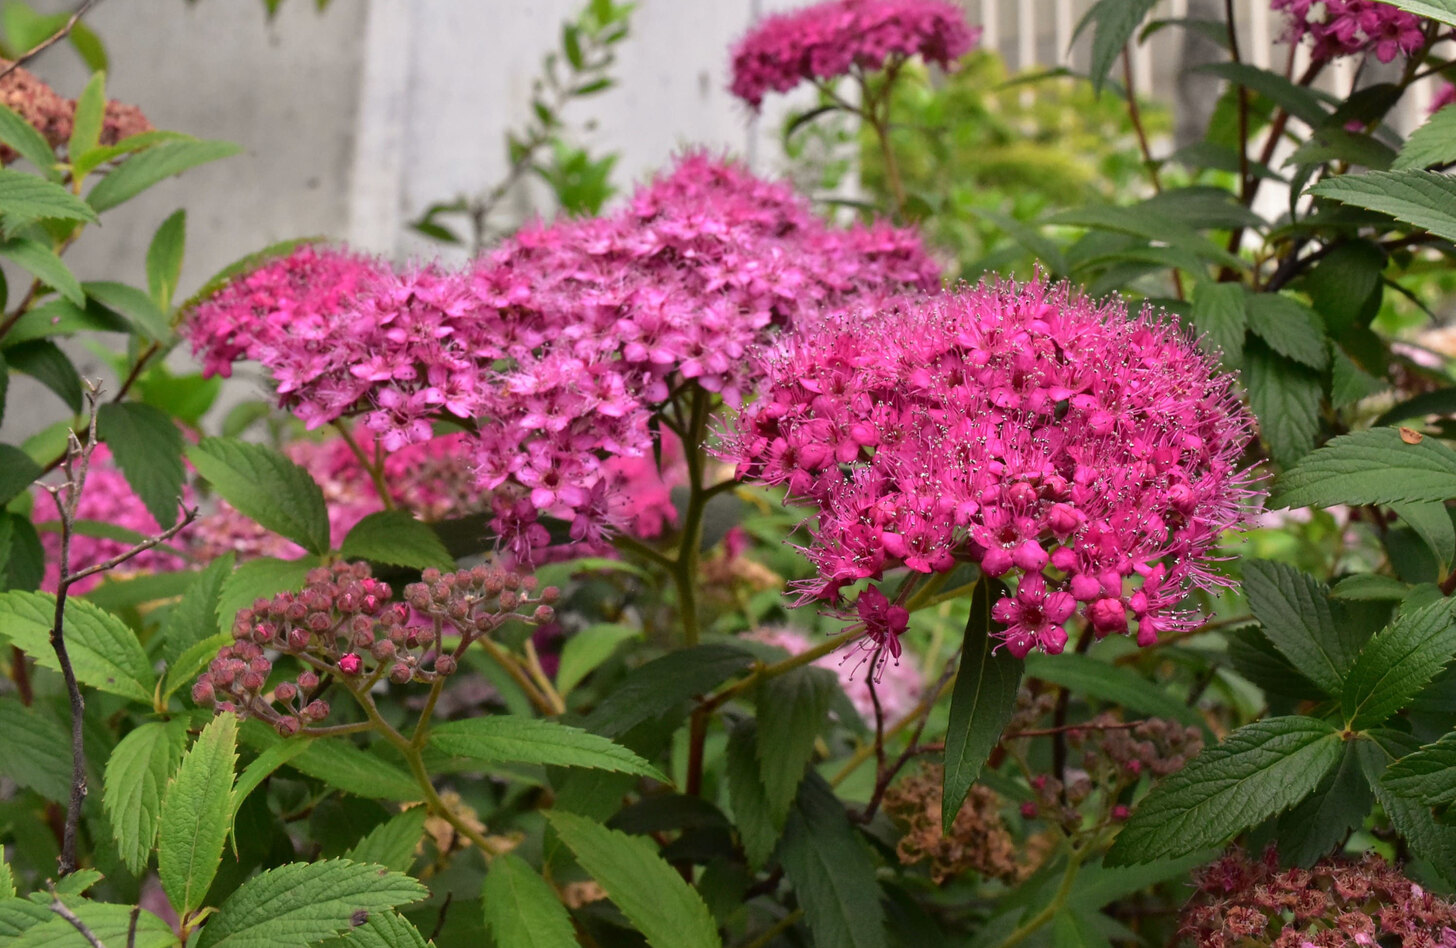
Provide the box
[1245,294,1329,370]
[97,401,185,528]
[1104,716,1343,865]
[1384,730,1456,805]
[943,578,1022,833]
[0,168,98,232]
[1196,62,1329,125]
[1,513,43,592]
[87,139,242,213]
[1189,282,1246,369]
[584,643,754,738]
[556,623,640,698]
[1226,624,1327,700]
[188,437,330,555]
[1380,0,1456,26]
[1310,170,1456,243]
[1378,388,1456,427]
[0,104,56,176]
[1305,240,1385,337]
[1274,739,1372,865]
[344,807,427,872]
[68,71,106,162]
[159,714,237,915]
[146,209,186,311]
[0,237,82,305]
[1269,428,1456,508]
[0,443,39,507]
[0,696,70,801]
[1025,652,1205,730]
[1331,345,1388,409]
[1241,559,1356,695]
[6,339,80,412]
[1392,500,1455,569]
[777,773,887,948]
[755,665,834,823]
[1074,0,1159,95]
[339,509,453,571]
[725,720,779,870]
[84,279,172,343]
[1357,733,1456,886]
[481,852,578,948]
[1342,598,1456,729]
[429,716,665,780]
[161,555,234,666]
[1244,341,1322,469]
[0,590,155,703]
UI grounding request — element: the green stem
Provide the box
[704,629,862,712]
[673,385,712,648]
[740,909,805,948]
[332,420,395,511]
[993,838,1094,948]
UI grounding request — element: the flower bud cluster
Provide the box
[725,277,1258,658]
[194,562,557,734]
[1180,846,1456,947]
[883,763,1021,885]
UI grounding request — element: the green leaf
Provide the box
[0,443,39,506]
[428,716,665,780]
[481,852,578,948]
[1053,910,1111,948]
[546,810,721,948]
[83,279,172,343]
[1310,170,1456,243]
[216,555,314,640]
[97,401,185,528]
[1241,559,1356,695]
[0,696,71,801]
[228,736,312,841]
[0,851,10,900]
[1357,733,1456,885]
[161,554,235,666]
[1074,0,1158,94]
[1383,730,1456,805]
[0,298,126,346]
[159,714,237,916]
[1394,103,1456,171]
[1,513,43,592]
[196,858,427,948]
[11,899,175,947]
[315,912,428,948]
[0,352,8,423]
[188,437,330,555]
[777,773,887,948]
[725,720,779,870]
[103,719,188,875]
[1269,428,1456,508]
[0,104,57,176]
[943,578,1022,833]
[242,725,419,801]
[1190,282,1246,369]
[344,807,427,873]
[1342,598,1456,729]
[68,21,106,72]
[1330,344,1388,409]
[0,237,82,305]
[1379,388,1456,427]
[145,209,186,312]
[1244,341,1322,469]
[339,510,453,571]
[68,71,105,162]
[87,139,242,213]
[1381,0,1456,26]
[1196,62,1329,126]
[163,631,230,705]
[0,590,155,703]
[1332,573,1411,602]
[1104,716,1343,865]
[1226,624,1327,700]
[6,339,80,412]
[755,665,834,824]
[1024,652,1205,730]
[0,168,98,232]
[1306,240,1386,337]
[1274,739,1373,865]
[556,622,641,698]
[1045,204,1241,268]
[1392,500,1455,570]
[1245,294,1329,370]
[584,643,754,738]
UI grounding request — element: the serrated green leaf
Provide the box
[1245,294,1329,370]
[97,401,185,528]
[1245,341,1322,470]
[1310,170,1456,243]
[1241,559,1357,695]
[1025,652,1205,730]
[1383,730,1456,805]
[584,643,754,738]
[1379,388,1456,427]
[556,622,640,698]
[189,437,330,554]
[0,298,126,346]
[0,237,82,305]
[1331,344,1388,408]
[1226,624,1328,700]
[1357,732,1456,885]
[1074,0,1158,94]
[755,665,833,823]
[216,555,313,640]
[725,720,779,870]
[340,510,453,570]
[0,104,56,176]
[1395,102,1456,170]
[0,590,154,703]
[196,858,426,948]
[146,209,185,311]
[1270,428,1456,508]
[68,71,105,164]
[0,443,39,506]
[0,852,10,899]
[163,631,230,705]
[242,724,419,801]
[83,279,171,344]
[481,852,577,948]
[1105,716,1343,865]
[1190,282,1246,369]
[1306,240,1386,337]
[162,554,235,666]
[87,139,241,213]
[12,898,175,948]
[1274,739,1373,865]
[1392,500,1455,571]
[1331,573,1411,601]
[227,735,312,847]
[0,696,71,801]
[546,810,720,948]
[103,719,189,875]
[1343,598,1456,729]
[316,912,429,948]
[1,513,43,592]
[344,807,427,873]
[6,339,80,412]
[159,714,237,915]
[0,168,98,232]
[943,578,1022,833]
[777,773,887,948]
[429,716,665,780]
[1196,62,1330,126]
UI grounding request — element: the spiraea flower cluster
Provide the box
[1272,0,1426,63]
[1180,846,1456,947]
[726,277,1257,658]
[187,152,937,559]
[745,625,921,722]
[194,562,557,734]
[729,0,978,108]
[0,58,153,164]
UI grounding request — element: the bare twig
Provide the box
[48,887,106,948]
[125,905,139,948]
[428,891,453,943]
[0,0,101,84]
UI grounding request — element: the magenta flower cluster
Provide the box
[725,278,1257,658]
[187,152,937,560]
[1272,0,1426,63]
[729,0,978,108]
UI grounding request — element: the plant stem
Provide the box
[740,909,805,948]
[332,420,395,511]
[993,838,1093,948]
[830,669,957,787]
[703,629,862,712]
[477,636,557,716]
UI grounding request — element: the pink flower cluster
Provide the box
[1272,0,1426,63]
[747,625,921,722]
[725,278,1258,658]
[729,0,978,109]
[187,152,938,559]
